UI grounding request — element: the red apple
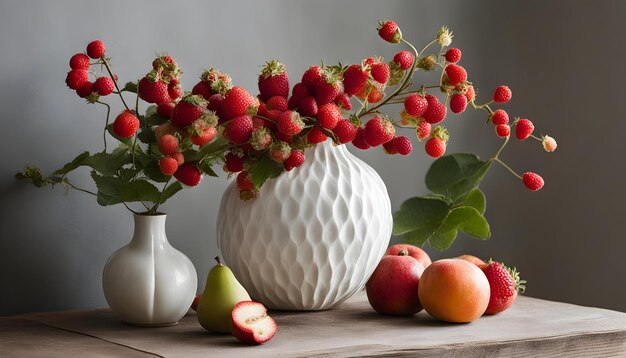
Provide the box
[385,244,432,268]
[365,251,425,315]
[191,294,201,311]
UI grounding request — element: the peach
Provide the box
[457,254,488,269]
[418,259,490,323]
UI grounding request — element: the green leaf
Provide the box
[83,147,131,175]
[52,152,90,176]
[425,153,492,204]
[196,136,229,159]
[91,171,161,206]
[393,197,449,236]
[118,168,139,182]
[460,188,486,214]
[137,127,157,144]
[91,171,124,206]
[145,105,157,118]
[158,182,183,203]
[121,81,138,93]
[144,164,171,183]
[118,180,161,203]
[199,161,218,177]
[248,156,284,187]
[428,206,491,250]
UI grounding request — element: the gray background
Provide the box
[1,0,625,315]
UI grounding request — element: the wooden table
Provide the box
[2,291,626,357]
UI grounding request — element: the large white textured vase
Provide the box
[102,214,197,326]
[217,141,392,310]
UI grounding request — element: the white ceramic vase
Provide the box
[102,214,197,326]
[217,141,392,310]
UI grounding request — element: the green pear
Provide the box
[197,256,251,333]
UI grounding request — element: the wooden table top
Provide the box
[2,291,626,357]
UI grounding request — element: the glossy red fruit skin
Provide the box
[171,101,203,127]
[365,254,425,315]
[385,244,432,269]
[482,262,518,315]
[174,163,202,186]
[522,172,544,191]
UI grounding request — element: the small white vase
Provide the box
[217,141,392,310]
[102,214,197,326]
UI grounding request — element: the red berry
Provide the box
[69,53,90,70]
[493,85,512,103]
[138,77,170,104]
[171,96,206,127]
[291,82,311,100]
[207,93,224,113]
[258,60,290,101]
[444,64,467,86]
[334,92,352,110]
[495,124,511,138]
[236,171,255,191]
[422,95,447,124]
[307,126,328,144]
[192,81,211,99]
[301,65,323,90]
[266,96,288,111]
[277,111,305,136]
[314,80,342,105]
[333,119,358,144]
[171,152,185,165]
[425,137,446,158]
[76,81,94,98]
[491,109,509,125]
[297,96,318,117]
[221,86,258,121]
[378,20,401,43]
[168,83,182,100]
[224,152,245,173]
[66,69,89,90]
[157,102,174,119]
[403,94,428,117]
[317,103,341,130]
[522,172,544,191]
[93,77,114,96]
[159,157,179,176]
[86,40,106,59]
[445,48,462,63]
[352,127,371,150]
[515,119,534,140]
[364,116,395,146]
[174,163,202,186]
[112,111,139,138]
[449,93,468,114]
[158,134,179,155]
[371,62,390,85]
[416,119,431,141]
[393,50,414,70]
[482,261,524,314]
[464,85,476,102]
[393,136,413,155]
[269,142,292,163]
[190,127,217,146]
[226,115,254,144]
[284,150,305,171]
[343,64,369,97]
[383,140,398,155]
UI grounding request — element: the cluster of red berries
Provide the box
[65,40,115,101]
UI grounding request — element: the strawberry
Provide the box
[190,127,217,146]
[301,65,323,90]
[314,76,342,105]
[377,20,402,44]
[174,163,202,186]
[284,150,305,171]
[171,152,185,165]
[225,115,254,144]
[112,111,139,138]
[258,60,289,101]
[542,135,557,152]
[266,95,289,111]
[482,261,526,315]
[168,83,183,101]
[522,172,544,191]
[192,81,212,99]
[343,64,369,97]
[93,77,114,96]
[445,48,462,63]
[224,152,245,173]
[76,81,95,98]
[364,83,385,103]
[171,94,207,127]
[404,94,428,117]
[515,118,534,140]
[250,127,272,150]
[277,111,305,136]
[221,86,258,121]
[371,62,390,85]
[383,139,398,155]
[449,93,467,114]
[393,50,414,70]
[236,171,255,191]
[86,40,106,59]
[464,85,476,102]
[334,92,352,110]
[269,141,292,163]
[291,82,311,101]
[493,85,512,103]
[364,116,395,146]
[157,102,174,119]
[230,301,277,345]
[138,77,170,104]
[444,64,467,86]
[495,124,511,138]
[307,126,328,144]
[352,127,371,150]
[393,136,412,155]
[316,103,341,130]
[159,156,179,176]
[158,134,179,155]
[69,53,90,70]
[296,96,319,117]
[490,109,509,125]
[425,137,446,158]
[416,119,431,141]
[332,119,357,144]
[66,69,89,90]
[207,93,224,113]
[422,94,447,124]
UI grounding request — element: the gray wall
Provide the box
[2,0,625,315]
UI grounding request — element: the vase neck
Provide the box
[311,140,348,158]
[131,214,169,248]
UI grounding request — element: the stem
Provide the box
[101,57,131,112]
[63,180,97,196]
[494,157,521,179]
[122,202,140,215]
[530,134,543,141]
[96,101,111,152]
[492,135,510,160]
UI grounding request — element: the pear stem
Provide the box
[215,256,222,265]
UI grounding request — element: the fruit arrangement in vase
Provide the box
[16,19,556,319]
